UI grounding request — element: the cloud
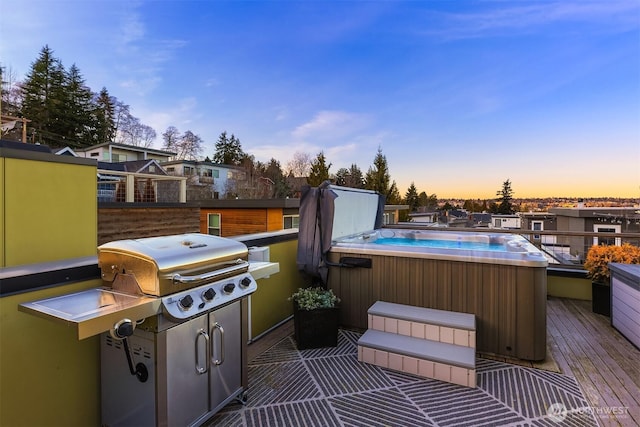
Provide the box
[108,3,186,96]
[421,1,639,41]
[292,110,371,140]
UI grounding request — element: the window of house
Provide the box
[112,153,127,162]
[283,215,300,229]
[166,167,175,173]
[184,166,195,175]
[149,165,156,173]
[213,170,220,178]
[494,218,502,228]
[208,213,221,236]
[532,221,543,240]
[593,225,621,246]
[383,212,395,225]
[90,152,99,157]
[202,169,212,177]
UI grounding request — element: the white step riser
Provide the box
[358,345,477,388]
[369,314,476,349]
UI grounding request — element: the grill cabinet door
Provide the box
[209,300,242,412]
[158,314,209,426]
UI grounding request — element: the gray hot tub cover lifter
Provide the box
[296,181,384,285]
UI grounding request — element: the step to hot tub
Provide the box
[367,300,476,348]
[357,329,477,387]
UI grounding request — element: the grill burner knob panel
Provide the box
[161,273,258,321]
[179,295,194,310]
[202,288,216,301]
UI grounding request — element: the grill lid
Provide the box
[98,233,249,296]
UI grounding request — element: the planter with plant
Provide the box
[289,287,340,349]
[584,243,640,316]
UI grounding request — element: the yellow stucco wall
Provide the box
[0,280,102,427]
[1,148,100,426]
[2,156,97,267]
[547,274,592,300]
[0,157,4,262]
[249,239,301,339]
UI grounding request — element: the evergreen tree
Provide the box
[94,87,116,144]
[495,179,515,214]
[264,158,290,198]
[365,147,391,196]
[63,64,95,145]
[335,168,349,186]
[21,45,67,146]
[405,182,420,212]
[334,164,364,188]
[418,191,428,207]
[307,151,331,186]
[424,193,438,210]
[212,131,244,165]
[347,164,365,188]
[387,181,402,204]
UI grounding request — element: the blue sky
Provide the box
[2,0,639,199]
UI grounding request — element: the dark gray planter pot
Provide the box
[592,281,611,316]
[293,304,339,349]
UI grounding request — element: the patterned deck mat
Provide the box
[208,330,597,427]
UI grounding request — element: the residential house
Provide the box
[549,206,640,262]
[76,142,175,163]
[383,204,409,225]
[469,212,492,227]
[408,211,439,224]
[162,159,246,199]
[490,214,522,229]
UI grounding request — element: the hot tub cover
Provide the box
[296,181,384,284]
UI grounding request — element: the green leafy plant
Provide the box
[584,243,640,284]
[289,287,340,311]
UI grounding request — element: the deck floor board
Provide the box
[547,297,640,427]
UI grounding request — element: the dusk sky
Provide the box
[2,1,639,199]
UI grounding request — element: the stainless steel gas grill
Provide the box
[20,233,264,427]
[98,234,256,427]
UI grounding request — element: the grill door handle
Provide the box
[211,322,225,366]
[172,260,249,286]
[195,329,209,374]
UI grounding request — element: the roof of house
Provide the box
[161,159,244,170]
[98,159,168,175]
[77,142,176,156]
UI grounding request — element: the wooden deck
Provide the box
[247,297,640,426]
[547,297,640,427]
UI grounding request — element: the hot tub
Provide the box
[328,229,548,361]
[297,184,547,361]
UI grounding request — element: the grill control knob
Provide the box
[223,283,235,294]
[240,277,252,289]
[202,288,216,302]
[179,295,194,310]
[113,319,134,339]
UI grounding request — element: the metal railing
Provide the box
[97,170,188,203]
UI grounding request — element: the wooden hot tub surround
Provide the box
[327,250,547,361]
